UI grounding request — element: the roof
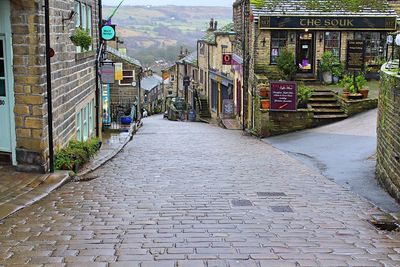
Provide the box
[178,51,198,66]
[200,23,235,45]
[248,0,397,17]
[141,75,162,91]
[106,46,142,68]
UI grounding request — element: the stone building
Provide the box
[140,71,163,114]
[197,21,236,119]
[233,0,397,133]
[0,0,101,172]
[176,50,199,109]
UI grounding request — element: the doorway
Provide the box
[296,32,315,75]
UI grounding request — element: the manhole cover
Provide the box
[231,199,253,207]
[370,220,400,231]
[257,192,287,197]
[271,205,293,212]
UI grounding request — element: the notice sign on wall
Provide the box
[114,63,123,81]
[270,81,297,111]
[347,40,365,71]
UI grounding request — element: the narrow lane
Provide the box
[263,109,400,213]
[0,116,400,266]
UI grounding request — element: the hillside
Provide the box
[103,5,232,67]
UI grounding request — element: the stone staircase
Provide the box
[309,88,348,121]
[198,98,211,118]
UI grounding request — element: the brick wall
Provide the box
[11,0,100,172]
[376,68,400,201]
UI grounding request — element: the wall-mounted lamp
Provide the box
[290,33,295,43]
[62,10,76,30]
[319,33,324,42]
[305,28,309,32]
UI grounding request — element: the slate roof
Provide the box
[141,75,162,91]
[200,23,235,45]
[178,51,198,66]
[246,0,397,17]
[106,46,142,68]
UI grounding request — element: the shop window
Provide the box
[354,32,386,65]
[119,70,135,86]
[270,31,288,64]
[324,32,341,59]
[74,1,93,53]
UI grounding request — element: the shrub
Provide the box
[276,49,297,81]
[55,138,101,171]
[70,28,92,51]
[297,84,314,103]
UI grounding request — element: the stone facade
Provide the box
[336,97,378,117]
[376,68,400,201]
[9,0,100,172]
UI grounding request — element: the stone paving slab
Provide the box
[0,116,400,266]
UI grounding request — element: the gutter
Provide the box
[44,0,54,173]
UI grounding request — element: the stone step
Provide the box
[313,108,345,114]
[312,92,335,97]
[314,114,348,119]
[309,97,337,102]
[310,103,341,108]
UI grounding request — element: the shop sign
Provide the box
[347,40,365,71]
[259,16,397,31]
[101,25,116,41]
[222,54,232,65]
[114,62,123,81]
[270,81,297,112]
[100,64,115,84]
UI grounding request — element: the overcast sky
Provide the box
[102,0,234,6]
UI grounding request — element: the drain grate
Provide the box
[257,192,287,197]
[370,220,400,231]
[271,205,293,212]
[231,199,253,207]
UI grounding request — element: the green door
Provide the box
[0,0,16,164]
[0,36,12,152]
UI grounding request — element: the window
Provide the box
[83,105,88,141]
[199,43,205,55]
[74,1,93,52]
[354,32,386,65]
[270,31,288,64]
[119,70,135,86]
[76,111,82,141]
[200,69,204,84]
[324,32,341,59]
[89,99,94,135]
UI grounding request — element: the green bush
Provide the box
[55,138,101,171]
[339,74,367,93]
[70,28,92,51]
[297,84,314,103]
[276,49,297,81]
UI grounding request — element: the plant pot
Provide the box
[348,93,363,100]
[322,71,333,84]
[297,101,308,109]
[259,89,268,97]
[359,88,369,99]
[343,90,350,98]
[332,76,339,84]
[260,99,270,109]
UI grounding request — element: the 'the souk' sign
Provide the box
[270,82,297,112]
[259,16,397,31]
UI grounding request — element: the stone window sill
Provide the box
[75,50,96,61]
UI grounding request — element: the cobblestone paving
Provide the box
[1,116,400,267]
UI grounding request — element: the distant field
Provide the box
[102,5,232,66]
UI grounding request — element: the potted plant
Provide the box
[260,99,270,109]
[320,51,339,84]
[70,27,92,51]
[276,49,297,81]
[332,62,345,84]
[339,74,365,100]
[356,74,369,98]
[297,84,314,109]
[258,84,269,97]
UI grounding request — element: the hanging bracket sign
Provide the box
[101,25,116,41]
[100,63,115,84]
[222,54,232,65]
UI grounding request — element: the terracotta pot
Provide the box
[259,89,268,97]
[261,99,270,109]
[359,88,369,99]
[343,90,350,98]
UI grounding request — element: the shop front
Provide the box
[209,71,233,117]
[259,15,397,79]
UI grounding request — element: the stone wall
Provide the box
[337,97,378,117]
[376,68,400,201]
[11,0,100,172]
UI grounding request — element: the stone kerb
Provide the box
[376,65,400,201]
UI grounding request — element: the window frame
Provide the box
[119,70,135,86]
[74,1,93,52]
[353,31,386,65]
[76,111,82,142]
[270,31,288,65]
[324,31,341,60]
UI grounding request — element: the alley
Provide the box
[1,116,400,267]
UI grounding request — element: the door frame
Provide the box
[296,32,316,75]
[0,1,17,165]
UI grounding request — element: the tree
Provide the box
[250,0,387,12]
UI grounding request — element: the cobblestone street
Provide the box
[1,116,400,267]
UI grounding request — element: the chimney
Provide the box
[214,20,218,31]
[185,49,188,55]
[208,18,214,31]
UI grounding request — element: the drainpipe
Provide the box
[95,0,103,137]
[44,0,54,173]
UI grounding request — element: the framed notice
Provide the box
[270,81,297,111]
[347,40,365,71]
